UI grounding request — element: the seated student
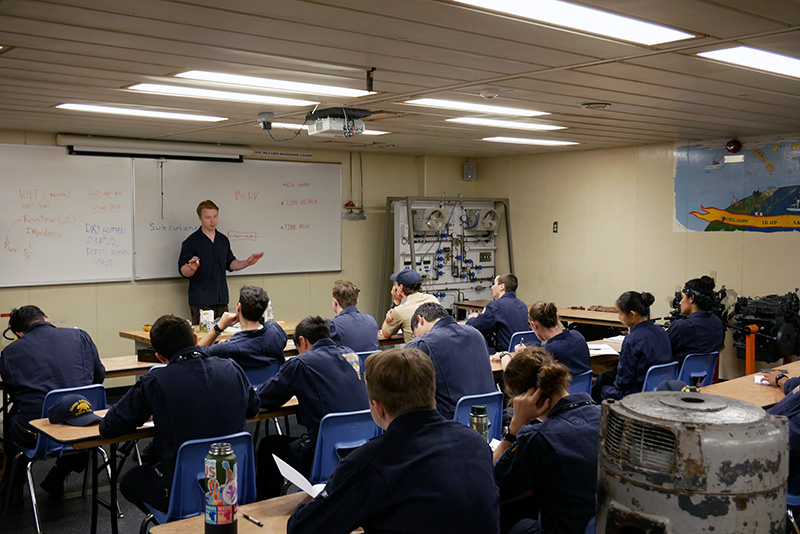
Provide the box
[287,348,500,534]
[381,268,438,343]
[494,347,601,534]
[197,285,287,369]
[328,279,379,352]
[0,305,105,502]
[528,301,591,376]
[406,302,496,419]
[591,291,671,403]
[256,316,369,498]
[99,314,260,515]
[763,371,800,491]
[467,273,530,353]
[667,275,725,365]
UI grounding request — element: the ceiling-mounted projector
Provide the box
[306,107,372,138]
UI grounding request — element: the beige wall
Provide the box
[476,142,800,377]
[3,131,797,378]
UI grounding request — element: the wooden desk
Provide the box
[455,300,491,313]
[29,400,300,534]
[559,309,624,328]
[151,493,307,533]
[701,360,800,408]
[120,321,299,349]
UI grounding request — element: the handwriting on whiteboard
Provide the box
[281,199,318,206]
[280,224,311,231]
[228,230,257,241]
[235,191,259,200]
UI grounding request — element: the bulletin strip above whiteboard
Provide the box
[0,145,133,287]
[133,158,342,280]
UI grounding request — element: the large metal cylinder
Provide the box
[598,392,788,533]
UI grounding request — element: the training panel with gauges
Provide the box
[382,197,512,312]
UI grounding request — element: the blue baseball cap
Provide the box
[390,268,422,287]
[48,394,102,427]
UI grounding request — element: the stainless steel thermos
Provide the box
[470,404,490,442]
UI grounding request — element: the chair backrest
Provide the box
[642,361,680,392]
[454,390,505,442]
[243,361,281,388]
[34,384,107,459]
[355,350,380,369]
[585,516,596,534]
[165,431,256,522]
[569,369,594,395]
[678,352,719,388]
[309,409,382,484]
[508,330,540,352]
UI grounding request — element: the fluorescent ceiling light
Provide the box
[697,46,800,79]
[130,83,317,107]
[176,70,375,98]
[405,98,547,116]
[483,136,577,146]
[273,122,388,135]
[447,117,565,131]
[454,0,693,46]
[56,103,227,122]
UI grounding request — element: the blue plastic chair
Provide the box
[141,431,256,532]
[642,361,680,392]
[243,361,281,389]
[3,384,109,533]
[308,409,382,485]
[454,390,505,442]
[569,369,594,395]
[244,362,283,439]
[678,352,719,388]
[356,350,380,369]
[585,516,596,533]
[508,330,540,352]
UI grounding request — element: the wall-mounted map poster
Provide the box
[675,134,800,232]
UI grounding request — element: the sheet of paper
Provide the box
[588,343,619,356]
[603,335,626,344]
[754,374,770,385]
[272,454,325,497]
[489,438,501,452]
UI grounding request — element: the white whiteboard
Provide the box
[133,158,342,279]
[0,145,133,286]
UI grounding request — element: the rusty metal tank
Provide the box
[597,391,788,533]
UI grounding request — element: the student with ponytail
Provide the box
[667,276,725,365]
[591,291,671,402]
[528,301,591,376]
[494,347,600,534]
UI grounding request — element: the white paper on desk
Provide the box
[603,335,626,344]
[272,454,325,498]
[588,343,619,356]
[755,374,770,385]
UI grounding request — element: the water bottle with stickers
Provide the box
[205,442,238,533]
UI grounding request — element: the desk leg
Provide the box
[110,443,119,534]
[91,448,98,534]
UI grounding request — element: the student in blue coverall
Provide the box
[256,315,369,498]
[667,275,725,366]
[0,305,105,503]
[287,347,500,534]
[467,273,530,353]
[99,314,260,515]
[494,347,601,534]
[528,301,591,376]
[328,279,379,353]
[197,285,287,369]
[178,199,263,324]
[406,302,496,419]
[592,291,672,403]
[762,371,800,492]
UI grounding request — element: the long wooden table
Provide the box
[151,493,308,533]
[701,360,800,408]
[29,399,300,534]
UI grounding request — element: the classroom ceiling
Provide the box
[0,0,799,157]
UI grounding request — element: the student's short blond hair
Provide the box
[365,348,435,417]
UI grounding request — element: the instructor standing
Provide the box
[179,200,263,324]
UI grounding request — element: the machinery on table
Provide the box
[598,392,788,533]
[732,290,800,364]
[379,197,512,315]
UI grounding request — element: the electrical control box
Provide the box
[393,199,505,309]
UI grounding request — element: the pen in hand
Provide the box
[242,513,264,527]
